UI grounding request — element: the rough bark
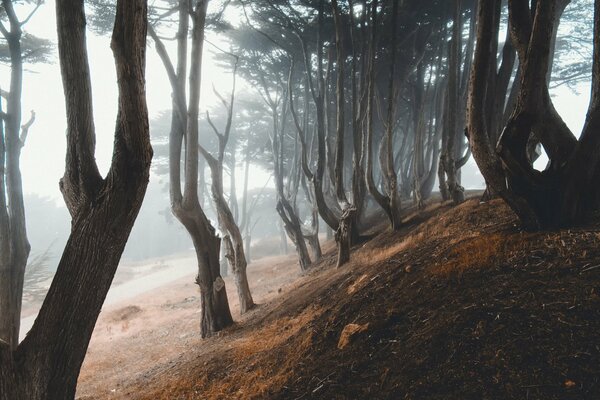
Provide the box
[471,0,600,228]
[199,60,254,314]
[0,0,152,397]
[332,0,358,267]
[443,0,466,205]
[157,0,233,336]
[467,0,539,228]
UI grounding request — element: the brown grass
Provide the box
[136,306,321,400]
[431,233,520,276]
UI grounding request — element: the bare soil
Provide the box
[76,199,600,399]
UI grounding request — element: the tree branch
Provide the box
[20,0,43,27]
[19,110,35,147]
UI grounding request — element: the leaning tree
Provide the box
[468,0,600,228]
[0,0,152,398]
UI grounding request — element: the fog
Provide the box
[2,0,591,274]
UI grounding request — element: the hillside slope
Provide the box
[79,199,600,400]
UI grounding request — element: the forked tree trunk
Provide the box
[269,95,311,269]
[0,1,152,397]
[153,0,233,336]
[469,0,600,229]
[200,59,255,314]
[202,154,255,313]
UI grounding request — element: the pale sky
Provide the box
[6,0,258,201]
[2,1,593,200]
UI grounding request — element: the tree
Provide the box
[441,0,466,205]
[150,0,234,336]
[199,57,255,314]
[468,0,600,228]
[0,0,152,397]
[0,0,50,350]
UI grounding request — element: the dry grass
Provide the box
[137,306,322,400]
[431,233,520,276]
[80,196,600,400]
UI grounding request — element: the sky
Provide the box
[1,1,593,202]
[6,0,268,202]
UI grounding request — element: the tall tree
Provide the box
[0,0,48,350]
[0,0,152,397]
[468,0,600,228]
[199,58,255,314]
[150,0,234,336]
[441,0,466,205]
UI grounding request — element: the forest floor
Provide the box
[76,198,600,400]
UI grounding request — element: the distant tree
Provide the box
[0,0,151,397]
[0,0,51,349]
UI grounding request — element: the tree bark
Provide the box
[200,58,254,314]
[162,0,234,336]
[0,0,152,397]
[470,0,600,228]
[0,0,32,350]
[443,0,465,205]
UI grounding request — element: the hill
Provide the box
[77,198,600,399]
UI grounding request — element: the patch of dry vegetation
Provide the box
[80,197,600,400]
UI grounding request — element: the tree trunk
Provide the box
[468,0,600,229]
[200,58,255,314]
[332,0,358,267]
[163,0,233,336]
[0,1,31,350]
[0,0,152,397]
[203,156,255,314]
[443,0,465,205]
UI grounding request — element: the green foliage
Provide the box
[552,0,594,91]
[0,32,53,63]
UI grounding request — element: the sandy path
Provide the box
[74,250,310,399]
[19,254,198,341]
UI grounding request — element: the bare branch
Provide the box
[206,111,224,141]
[20,0,44,27]
[19,110,35,147]
[197,143,217,167]
[0,20,9,38]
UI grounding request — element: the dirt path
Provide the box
[75,249,321,399]
[19,255,198,341]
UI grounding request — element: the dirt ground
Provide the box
[74,247,323,399]
[76,198,600,399]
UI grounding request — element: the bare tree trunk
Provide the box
[332,0,357,267]
[0,0,32,350]
[153,0,233,337]
[0,1,152,397]
[201,154,254,313]
[467,0,594,229]
[200,59,254,314]
[239,149,251,262]
[443,0,465,205]
[270,97,311,269]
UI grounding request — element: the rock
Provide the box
[337,323,369,349]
